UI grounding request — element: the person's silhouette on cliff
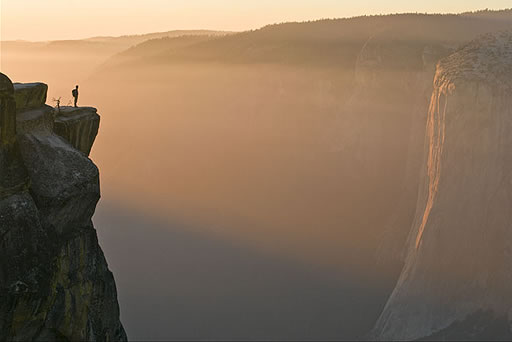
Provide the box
[72,85,79,107]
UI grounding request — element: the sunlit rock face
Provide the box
[373,31,512,341]
[0,75,126,341]
[335,29,454,264]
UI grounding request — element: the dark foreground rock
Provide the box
[13,83,48,111]
[418,311,512,341]
[0,73,126,341]
[54,106,100,156]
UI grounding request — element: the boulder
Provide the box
[13,83,48,111]
[17,131,100,235]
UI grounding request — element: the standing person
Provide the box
[72,85,79,107]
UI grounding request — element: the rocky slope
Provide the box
[372,31,512,340]
[0,73,126,341]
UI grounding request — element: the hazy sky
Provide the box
[1,0,510,41]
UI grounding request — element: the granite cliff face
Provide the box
[331,30,455,265]
[0,73,126,341]
[373,31,512,340]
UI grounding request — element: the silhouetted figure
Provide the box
[72,85,79,107]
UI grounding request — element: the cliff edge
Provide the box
[372,31,512,340]
[0,73,126,341]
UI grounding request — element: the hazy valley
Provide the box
[3,9,512,340]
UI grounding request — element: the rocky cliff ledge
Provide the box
[53,106,100,156]
[372,31,512,341]
[0,73,126,341]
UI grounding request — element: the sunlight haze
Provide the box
[1,0,511,41]
[3,1,512,340]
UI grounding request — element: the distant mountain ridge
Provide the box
[1,30,230,57]
[94,10,512,72]
[4,9,512,340]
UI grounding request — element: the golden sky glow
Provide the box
[1,0,511,41]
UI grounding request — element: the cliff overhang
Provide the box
[0,73,126,341]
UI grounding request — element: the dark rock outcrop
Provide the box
[54,106,100,156]
[0,75,29,200]
[0,74,126,341]
[13,83,48,111]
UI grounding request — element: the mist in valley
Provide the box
[3,10,512,340]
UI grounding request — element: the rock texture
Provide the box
[0,76,29,199]
[331,29,455,265]
[0,74,126,341]
[372,31,512,340]
[13,83,48,111]
[54,107,100,156]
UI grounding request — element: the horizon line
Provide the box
[2,8,510,43]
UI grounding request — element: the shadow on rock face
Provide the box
[95,201,393,341]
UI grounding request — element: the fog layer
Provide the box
[3,11,512,339]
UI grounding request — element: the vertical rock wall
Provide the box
[373,31,512,341]
[0,73,126,341]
